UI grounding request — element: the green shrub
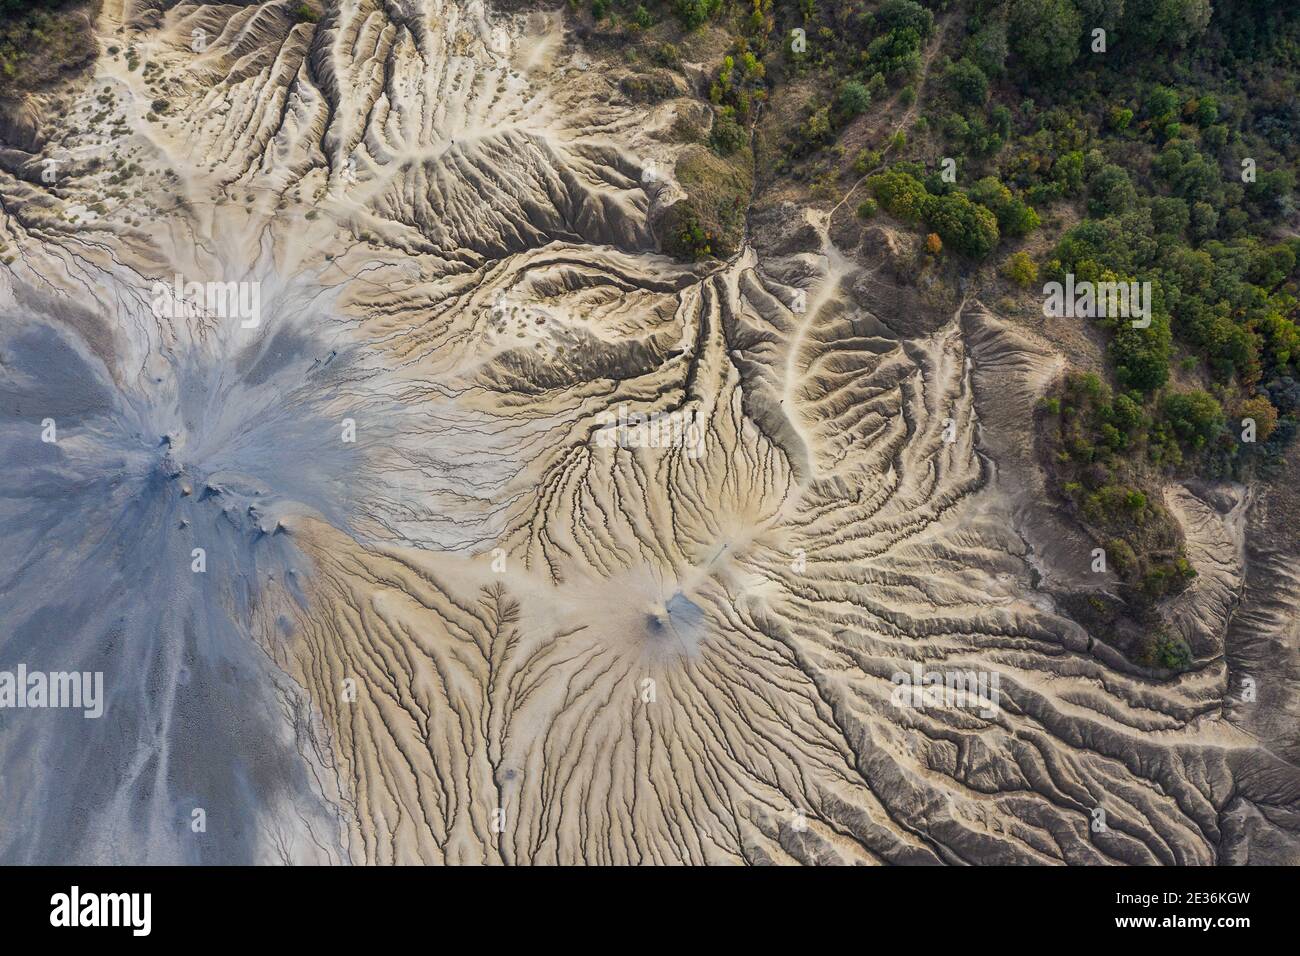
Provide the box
[868,167,1001,258]
[710,108,746,155]
[1008,0,1081,78]
[1162,390,1225,448]
[836,80,871,122]
[924,191,1000,258]
[672,0,720,30]
[1002,251,1038,287]
[1150,632,1193,670]
[944,57,989,106]
[969,177,1040,237]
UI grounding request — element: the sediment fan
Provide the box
[0,0,1296,865]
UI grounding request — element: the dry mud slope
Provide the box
[0,0,1297,864]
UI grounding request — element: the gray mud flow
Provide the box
[0,314,370,863]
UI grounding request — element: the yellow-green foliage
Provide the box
[0,0,97,94]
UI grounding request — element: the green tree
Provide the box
[925,191,1000,258]
[944,57,989,106]
[1162,390,1225,447]
[1088,165,1138,217]
[672,0,721,30]
[1238,394,1279,442]
[867,169,930,221]
[969,177,1041,236]
[1151,632,1193,670]
[964,20,1009,77]
[1111,319,1173,393]
[836,80,872,122]
[874,0,934,38]
[1009,0,1082,78]
[710,108,746,155]
[1001,251,1039,287]
[800,104,832,148]
[1124,0,1212,47]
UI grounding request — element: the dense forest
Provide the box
[580,0,1299,664]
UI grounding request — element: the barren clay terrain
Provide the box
[0,0,1297,865]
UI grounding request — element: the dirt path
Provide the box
[830,11,955,222]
